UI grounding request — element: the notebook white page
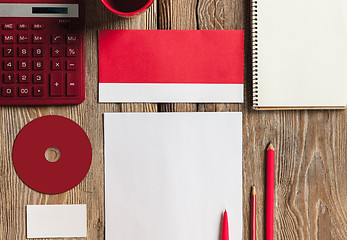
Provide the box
[104,113,242,240]
[255,0,347,108]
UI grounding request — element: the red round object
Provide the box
[100,0,154,17]
[13,115,92,194]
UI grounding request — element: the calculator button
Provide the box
[3,47,15,57]
[18,47,30,57]
[32,23,45,30]
[33,46,44,57]
[33,86,44,97]
[33,73,44,84]
[19,60,30,70]
[33,34,44,44]
[18,34,29,44]
[50,73,63,96]
[66,74,77,96]
[52,34,63,44]
[52,59,63,70]
[3,60,15,70]
[18,86,30,97]
[33,60,43,70]
[18,23,29,30]
[3,34,15,44]
[3,73,14,83]
[19,73,30,83]
[66,47,77,57]
[51,47,63,57]
[66,60,77,70]
[67,34,77,44]
[2,86,14,97]
[3,23,14,30]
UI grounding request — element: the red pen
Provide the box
[266,143,275,240]
[222,210,229,240]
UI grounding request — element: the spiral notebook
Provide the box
[252,0,347,110]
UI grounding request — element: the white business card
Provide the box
[26,205,87,238]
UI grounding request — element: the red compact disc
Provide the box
[13,115,92,194]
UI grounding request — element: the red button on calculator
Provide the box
[32,23,44,30]
[66,47,77,57]
[3,34,15,44]
[3,60,15,70]
[33,86,44,97]
[33,60,43,70]
[33,73,44,84]
[0,0,85,105]
[52,59,63,70]
[33,46,44,57]
[3,73,15,83]
[18,46,30,57]
[67,73,77,96]
[3,23,14,30]
[52,34,63,44]
[67,34,77,44]
[2,86,14,97]
[3,46,15,57]
[19,86,30,97]
[19,73,30,83]
[66,60,77,70]
[18,23,29,30]
[50,72,63,96]
[18,34,29,44]
[19,60,30,70]
[33,34,44,44]
[52,47,63,57]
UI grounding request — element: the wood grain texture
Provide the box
[0,0,346,239]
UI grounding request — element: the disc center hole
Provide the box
[45,147,61,163]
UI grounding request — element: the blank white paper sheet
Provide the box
[104,112,243,240]
[26,205,87,238]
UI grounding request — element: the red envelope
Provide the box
[99,30,244,103]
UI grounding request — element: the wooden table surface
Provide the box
[1,0,346,239]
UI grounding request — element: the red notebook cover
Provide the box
[98,30,244,103]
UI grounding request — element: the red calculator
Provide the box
[0,0,85,105]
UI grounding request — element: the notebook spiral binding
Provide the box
[252,0,259,108]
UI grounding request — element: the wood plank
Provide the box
[0,0,346,239]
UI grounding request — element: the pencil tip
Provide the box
[252,186,256,195]
[267,142,275,150]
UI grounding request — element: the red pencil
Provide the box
[251,186,256,240]
[266,143,275,240]
[222,210,229,240]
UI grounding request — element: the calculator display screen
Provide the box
[32,7,68,14]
